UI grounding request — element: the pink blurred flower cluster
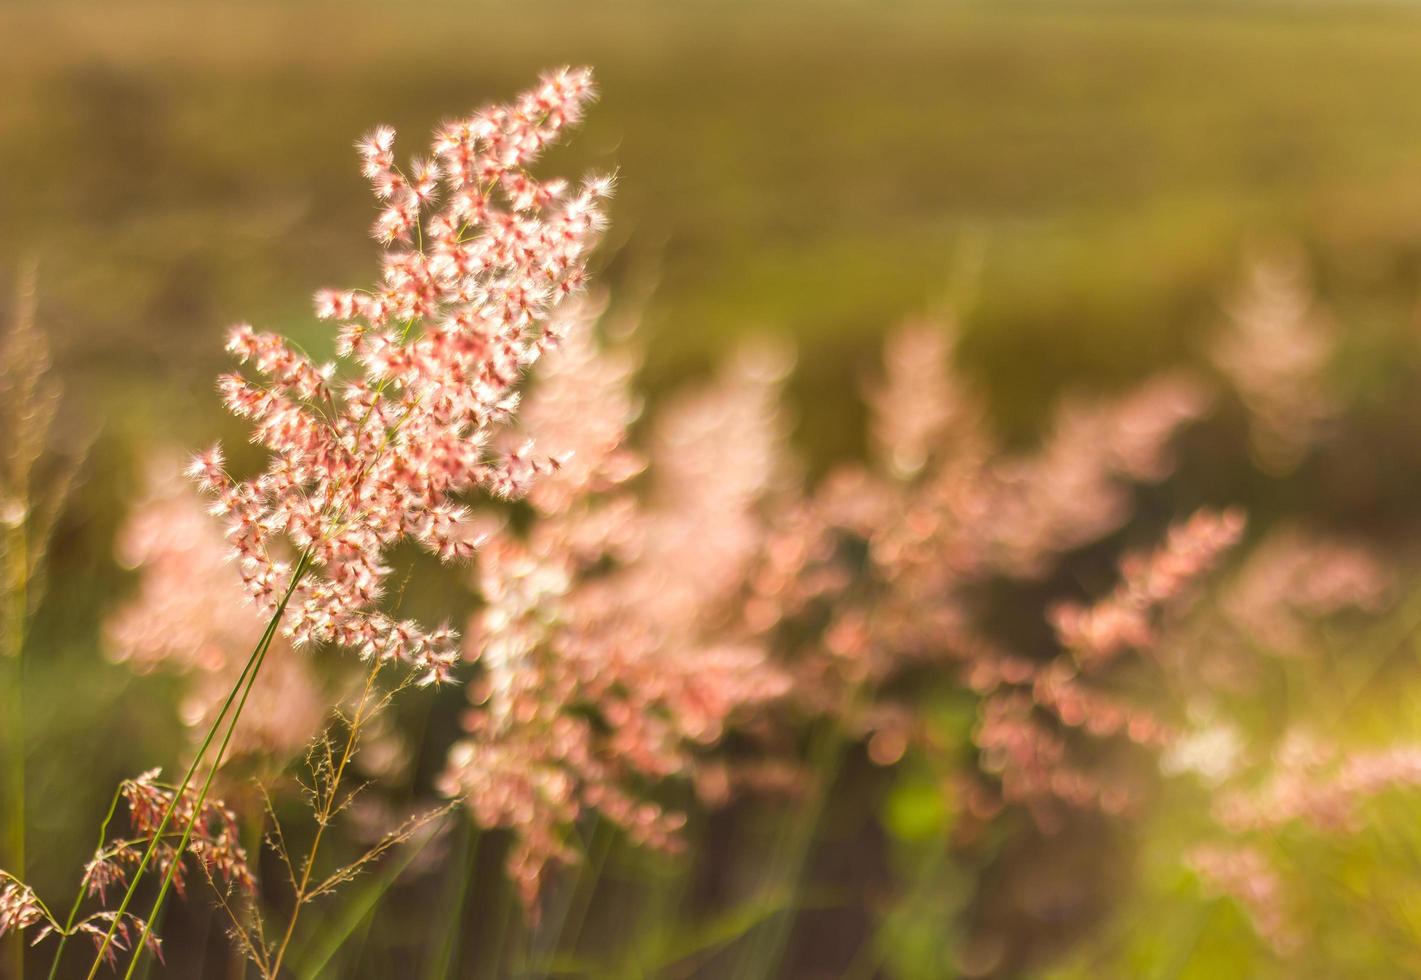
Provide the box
[439,301,793,908]
[1180,731,1421,955]
[434,306,1239,905]
[106,457,324,761]
[730,320,1230,828]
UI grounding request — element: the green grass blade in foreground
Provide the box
[120,554,313,980]
[118,636,274,980]
[730,721,848,980]
[81,551,310,978]
[421,821,476,980]
[619,890,818,976]
[292,823,441,980]
[526,817,614,976]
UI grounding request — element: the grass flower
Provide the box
[441,302,792,910]
[199,66,608,685]
[1212,243,1337,474]
[1,266,87,980]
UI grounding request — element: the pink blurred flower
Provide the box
[440,306,790,909]
[1212,243,1337,474]
[1188,843,1298,954]
[1223,526,1393,653]
[106,454,325,761]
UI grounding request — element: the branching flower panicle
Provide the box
[84,771,255,903]
[0,770,247,970]
[72,68,612,978]
[740,322,1216,764]
[194,67,609,686]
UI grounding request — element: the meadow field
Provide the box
[8,2,1421,976]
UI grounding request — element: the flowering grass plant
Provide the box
[1,67,612,978]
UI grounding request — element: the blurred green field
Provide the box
[10,2,1421,433]
[12,2,1421,975]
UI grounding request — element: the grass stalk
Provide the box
[266,656,383,979]
[78,550,311,979]
[4,517,28,980]
[291,820,438,980]
[422,821,476,980]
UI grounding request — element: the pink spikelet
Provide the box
[193,68,609,684]
[1050,508,1247,672]
[83,771,255,904]
[0,879,43,941]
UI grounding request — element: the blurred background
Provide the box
[10,1,1421,977]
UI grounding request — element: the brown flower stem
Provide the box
[267,656,383,979]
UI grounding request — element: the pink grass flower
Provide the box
[1212,244,1337,474]
[195,68,609,685]
[1051,508,1247,672]
[439,306,791,909]
[1188,843,1298,954]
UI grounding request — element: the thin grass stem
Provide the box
[80,550,311,979]
[115,551,315,980]
[267,656,383,978]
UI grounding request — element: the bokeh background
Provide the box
[11,1,1421,977]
